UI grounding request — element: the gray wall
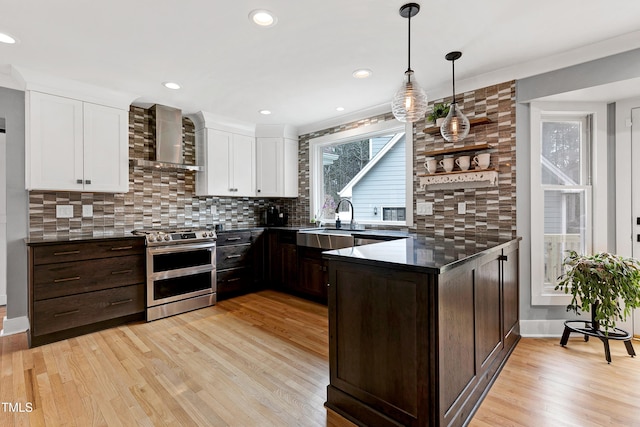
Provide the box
[516,49,640,323]
[0,87,27,320]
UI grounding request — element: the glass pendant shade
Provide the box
[391,70,428,123]
[440,102,470,142]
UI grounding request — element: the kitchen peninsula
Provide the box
[323,236,520,427]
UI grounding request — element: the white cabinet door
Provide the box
[83,103,129,193]
[208,129,234,196]
[231,133,256,197]
[283,137,298,197]
[27,91,84,191]
[256,136,298,198]
[256,137,281,197]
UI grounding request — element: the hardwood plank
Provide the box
[3,295,639,426]
[470,337,640,426]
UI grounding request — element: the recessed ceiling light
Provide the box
[352,69,372,79]
[0,32,17,44]
[162,82,181,90]
[259,109,272,115]
[249,10,277,27]
[336,107,345,112]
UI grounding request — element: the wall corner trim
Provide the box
[0,315,30,336]
[520,319,566,338]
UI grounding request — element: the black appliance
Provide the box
[262,206,288,226]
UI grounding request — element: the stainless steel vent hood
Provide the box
[133,104,203,171]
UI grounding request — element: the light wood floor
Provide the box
[2,291,640,427]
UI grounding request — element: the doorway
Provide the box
[0,129,6,307]
[633,107,640,338]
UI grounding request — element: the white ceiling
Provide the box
[1,0,640,131]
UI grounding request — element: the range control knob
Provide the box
[164,234,171,241]
[202,232,208,238]
[148,235,155,243]
[209,232,214,237]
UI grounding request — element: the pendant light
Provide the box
[440,51,470,142]
[391,3,428,123]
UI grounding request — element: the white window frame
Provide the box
[309,120,413,227]
[530,101,608,305]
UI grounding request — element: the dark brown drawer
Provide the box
[33,284,144,336]
[217,244,251,270]
[216,231,252,246]
[32,238,145,265]
[33,255,145,300]
[217,267,252,294]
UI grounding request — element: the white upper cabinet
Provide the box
[191,113,298,198]
[195,127,256,197]
[26,91,129,193]
[256,136,298,198]
[255,124,298,198]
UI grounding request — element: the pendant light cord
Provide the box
[407,7,412,72]
[451,59,456,104]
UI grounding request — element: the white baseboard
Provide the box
[0,315,29,336]
[520,319,567,337]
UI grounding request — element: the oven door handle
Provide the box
[147,241,216,255]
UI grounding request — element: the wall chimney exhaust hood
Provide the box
[133,104,203,171]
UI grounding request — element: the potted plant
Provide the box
[555,250,640,332]
[426,102,450,126]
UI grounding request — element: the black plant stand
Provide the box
[560,304,636,364]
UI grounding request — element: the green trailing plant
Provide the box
[555,250,640,332]
[426,102,450,124]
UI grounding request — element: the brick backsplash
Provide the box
[28,106,296,239]
[296,81,517,244]
[29,81,516,242]
[413,81,517,245]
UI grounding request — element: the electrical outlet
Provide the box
[458,202,466,215]
[56,205,73,219]
[82,205,93,217]
[417,202,433,215]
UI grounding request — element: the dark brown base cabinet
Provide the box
[267,229,299,292]
[27,237,146,347]
[216,229,265,300]
[325,239,520,427]
[297,246,328,302]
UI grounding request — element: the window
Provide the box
[530,102,607,306]
[382,207,406,221]
[309,120,411,226]
[540,116,592,288]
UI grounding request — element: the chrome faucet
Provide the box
[335,199,355,229]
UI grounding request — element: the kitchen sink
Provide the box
[297,229,354,249]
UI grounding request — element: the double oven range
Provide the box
[133,228,217,321]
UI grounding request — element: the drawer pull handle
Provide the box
[225,254,242,259]
[53,250,80,256]
[54,309,79,317]
[227,277,242,282]
[53,276,81,283]
[111,246,133,251]
[109,299,133,306]
[111,269,133,275]
[226,237,242,241]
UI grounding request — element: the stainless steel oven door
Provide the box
[146,241,216,308]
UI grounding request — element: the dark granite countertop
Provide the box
[323,236,520,274]
[25,233,144,246]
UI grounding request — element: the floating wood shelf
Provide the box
[423,116,492,135]
[419,168,498,190]
[423,143,494,158]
